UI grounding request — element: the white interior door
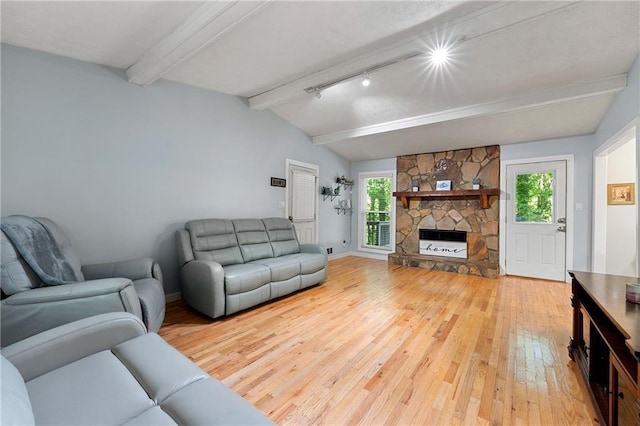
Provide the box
[286,160,318,244]
[506,161,567,281]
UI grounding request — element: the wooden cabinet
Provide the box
[569,271,640,425]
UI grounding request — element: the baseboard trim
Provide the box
[165,292,181,303]
[328,252,352,260]
[330,251,389,261]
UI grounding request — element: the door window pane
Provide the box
[515,172,554,223]
[291,170,316,221]
[364,177,391,248]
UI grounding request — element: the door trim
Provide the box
[357,170,396,254]
[285,158,319,244]
[500,154,574,282]
[592,117,639,275]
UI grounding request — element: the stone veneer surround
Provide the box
[389,146,500,278]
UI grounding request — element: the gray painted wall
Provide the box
[595,53,640,278]
[1,44,351,294]
[501,135,595,271]
[596,55,640,149]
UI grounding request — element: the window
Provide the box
[515,171,554,223]
[359,172,394,251]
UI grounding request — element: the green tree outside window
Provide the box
[515,172,554,223]
[365,178,391,246]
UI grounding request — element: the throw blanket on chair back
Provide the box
[1,215,81,286]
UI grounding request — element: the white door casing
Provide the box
[285,159,318,244]
[505,160,567,281]
[592,119,639,276]
[357,170,396,253]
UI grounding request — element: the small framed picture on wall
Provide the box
[607,182,635,205]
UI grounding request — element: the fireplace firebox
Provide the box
[419,229,467,259]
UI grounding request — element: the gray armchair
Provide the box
[1,216,165,346]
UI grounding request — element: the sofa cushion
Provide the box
[112,333,209,403]
[233,219,273,262]
[223,264,271,295]
[250,257,301,282]
[186,219,243,266]
[262,218,300,257]
[26,350,153,425]
[1,355,34,426]
[160,375,273,425]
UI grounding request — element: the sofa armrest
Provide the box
[1,279,143,346]
[82,258,162,283]
[299,244,327,256]
[180,260,226,319]
[3,278,133,304]
[1,312,146,381]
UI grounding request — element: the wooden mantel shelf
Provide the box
[393,188,500,209]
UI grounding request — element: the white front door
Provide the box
[286,160,318,244]
[505,161,567,281]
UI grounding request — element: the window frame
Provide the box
[357,170,396,253]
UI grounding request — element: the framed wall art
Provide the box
[435,180,451,191]
[607,182,635,205]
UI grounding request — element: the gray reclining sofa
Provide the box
[1,216,165,346]
[1,312,273,425]
[176,217,328,319]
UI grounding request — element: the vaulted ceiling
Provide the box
[2,1,639,161]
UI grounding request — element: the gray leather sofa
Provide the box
[176,217,328,319]
[1,216,165,346]
[1,312,273,425]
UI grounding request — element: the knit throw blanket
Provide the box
[1,215,81,286]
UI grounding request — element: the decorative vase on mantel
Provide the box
[472,177,481,190]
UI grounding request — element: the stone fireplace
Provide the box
[388,146,499,278]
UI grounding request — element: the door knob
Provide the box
[557,226,566,232]
[557,218,566,224]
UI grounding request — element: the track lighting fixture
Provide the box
[304,51,422,99]
[304,35,466,99]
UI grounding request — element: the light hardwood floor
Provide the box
[160,256,598,425]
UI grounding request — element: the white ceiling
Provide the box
[2,1,639,161]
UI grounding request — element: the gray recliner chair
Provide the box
[1,216,165,346]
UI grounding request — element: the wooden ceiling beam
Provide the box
[312,74,627,145]
[127,1,268,87]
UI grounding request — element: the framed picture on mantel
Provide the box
[607,182,635,205]
[435,180,451,191]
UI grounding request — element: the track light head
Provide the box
[314,88,322,99]
[362,71,370,87]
